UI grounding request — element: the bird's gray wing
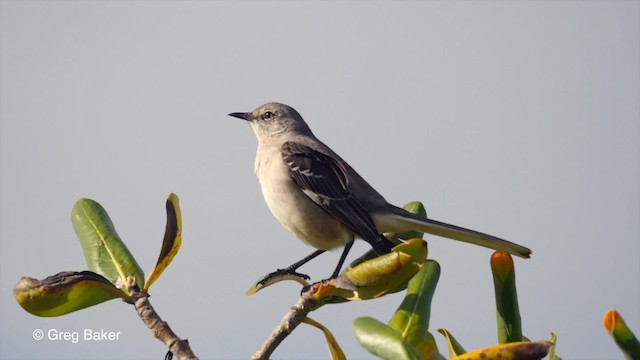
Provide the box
[281,141,394,255]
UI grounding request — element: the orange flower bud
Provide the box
[603,309,622,334]
[491,251,514,282]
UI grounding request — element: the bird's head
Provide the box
[229,102,313,139]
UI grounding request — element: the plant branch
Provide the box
[252,287,318,360]
[127,277,198,360]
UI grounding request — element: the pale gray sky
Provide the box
[1,1,638,359]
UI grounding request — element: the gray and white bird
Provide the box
[229,102,531,281]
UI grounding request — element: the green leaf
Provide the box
[353,317,422,360]
[490,251,522,343]
[144,193,183,291]
[14,271,129,317]
[437,328,467,357]
[604,309,640,359]
[303,317,346,360]
[71,198,145,294]
[398,201,427,240]
[388,260,440,355]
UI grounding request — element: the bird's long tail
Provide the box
[380,208,532,259]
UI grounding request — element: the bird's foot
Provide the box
[300,274,339,295]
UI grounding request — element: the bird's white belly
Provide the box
[256,155,351,250]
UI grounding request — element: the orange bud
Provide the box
[603,309,621,334]
[491,251,514,282]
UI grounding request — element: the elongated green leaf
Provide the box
[490,251,522,343]
[398,201,427,240]
[71,199,145,294]
[437,328,467,357]
[353,317,422,360]
[144,193,182,291]
[388,260,440,355]
[303,317,346,360]
[14,271,129,317]
[604,309,640,359]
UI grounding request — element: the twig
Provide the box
[252,287,318,360]
[127,277,198,360]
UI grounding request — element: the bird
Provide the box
[229,102,531,282]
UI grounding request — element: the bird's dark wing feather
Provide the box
[281,141,393,255]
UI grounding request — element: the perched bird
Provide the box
[229,103,531,281]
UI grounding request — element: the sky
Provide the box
[1,1,638,359]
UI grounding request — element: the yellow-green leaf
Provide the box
[14,271,129,317]
[345,236,403,271]
[346,239,426,288]
[311,239,427,309]
[437,328,467,357]
[548,332,562,360]
[144,193,183,291]
[451,341,553,360]
[303,317,346,360]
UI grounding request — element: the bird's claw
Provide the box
[300,275,337,295]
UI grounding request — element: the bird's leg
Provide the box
[330,239,354,279]
[299,240,355,295]
[258,249,325,286]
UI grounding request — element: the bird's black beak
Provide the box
[228,112,251,121]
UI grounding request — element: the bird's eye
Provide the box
[262,111,274,120]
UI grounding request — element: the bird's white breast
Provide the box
[254,144,351,250]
